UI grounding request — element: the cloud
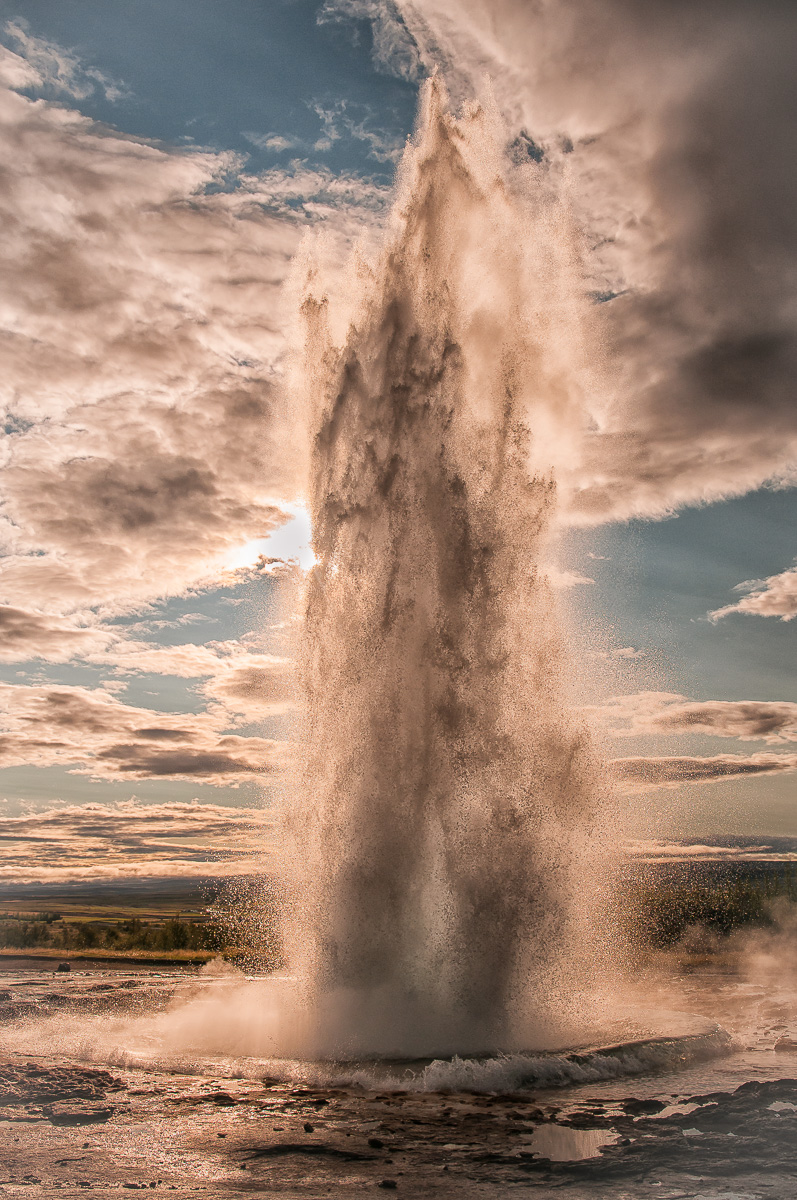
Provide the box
[0,606,113,662]
[612,752,797,791]
[92,641,232,678]
[86,640,298,720]
[200,657,297,720]
[0,38,388,620]
[593,691,797,744]
[589,646,645,661]
[545,567,595,589]
[333,0,797,524]
[0,610,298,723]
[0,74,297,614]
[0,682,290,785]
[623,838,797,863]
[312,100,405,163]
[710,562,797,622]
[0,798,275,882]
[243,132,302,153]
[3,19,127,102]
[317,0,435,82]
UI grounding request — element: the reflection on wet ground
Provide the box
[2,963,797,1198]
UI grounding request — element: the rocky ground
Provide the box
[2,965,797,1199]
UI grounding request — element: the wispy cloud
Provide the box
[593,691,797,745]
[589,646,645,662]
[613,752,797,791]
[624,837,797,863]
[545,567,595,589]
[0,606,114,662]
[710,561,797,622]
[317,0,434,83]
[243,131,303,153]
[3,19,128,102]
[312,100,405,162]
[0,799,274,882]
[0,683,290,785]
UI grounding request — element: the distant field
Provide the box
[0,875,281,966]
[0,875,222,919]
[1,863,794,963]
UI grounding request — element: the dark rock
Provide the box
[377,1181,398,1190]
[368,1137,384,1148]
[622,1098,666,1116]
[304,1121,314,1132]
[242,1143,374,1162]
[56,963,71,973]
[48,1107,114,1126]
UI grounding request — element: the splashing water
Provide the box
[280,80,617,1060]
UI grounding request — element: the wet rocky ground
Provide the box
[2,965,797,1199]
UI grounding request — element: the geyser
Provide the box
[282,80,615,1060]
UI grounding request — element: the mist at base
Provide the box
[0,961,731,1093]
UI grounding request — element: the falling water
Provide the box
[284,80,614,1060]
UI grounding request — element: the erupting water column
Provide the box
[286,81,612,1060]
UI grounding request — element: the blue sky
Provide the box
[0,0,795,881]
[2,0,416,176]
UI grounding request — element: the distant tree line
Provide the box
[621,865,797,949]
[0,878,286,967]
[5,866,792,960]
[0,914,223,954]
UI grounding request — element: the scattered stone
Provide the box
[0,1063,124,1106]
[774,1037,797,1052]
[622,1098,666,1116]
[208,1091,237,1106]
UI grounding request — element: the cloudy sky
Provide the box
[1,0,796,883]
